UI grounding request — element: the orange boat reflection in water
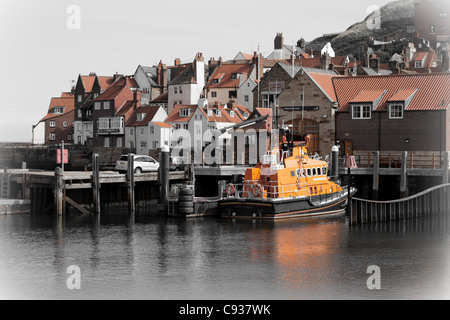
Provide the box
[272,220,348,293]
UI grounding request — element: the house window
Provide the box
[389,104,404,119]
[140,128,145,135]
[130,128,134,135]
[440,25,447,32]
[430,25,435,34]
[149,126,154,134]
[229,90,237,99]
[67,134,72,141]
[179,108,190,117]
[211,92,217,98]
[174,87,178,94]
[212,79,220,84]
[229,110,234,117]
[104,101,110,109]
[152,141,158,149]
[116,137,122,147]
[179,86,182,94]
[49,120,56,127]
[352,105,371,119]
[231,73,238,80]
[215,109,221,116]
[440,12,447,19]
[141,141,147,148]
[49,133,56,141]
[78,109,82,118]
[94,102,101,110]
[77,95,82,102]
[183,123,188,130]
[244,95,249,102]
[104,137,110,147]
[63,121,67,127]
[415,61,422,68]
[137,113,146,121]
[52,107,64,114]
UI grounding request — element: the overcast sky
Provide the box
[0,0,394,142]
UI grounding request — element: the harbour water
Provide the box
[1,210,450,300]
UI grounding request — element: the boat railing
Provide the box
[224,180,350,203]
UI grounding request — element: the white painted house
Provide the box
[125,105,169,155]
[167,53,205,115]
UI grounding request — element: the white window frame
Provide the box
[49,133,56,141]
[94,102,101,110]
[49,120,56,127]
[77,95,82,102]
[389,104,404,119]
[352,104,371,119]
[415,61,422,68]
[104,101,111,110]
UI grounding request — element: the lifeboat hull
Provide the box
[219,189,357,220]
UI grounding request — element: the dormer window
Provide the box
[179,108,190,117]
[352,104,371,119]
[215,109,221,116]
[212,79,220,84]
[389,104,404,119]
[137,113,146,121]
[229,110,234,117]
[51,107,65,114]
[231,73,239,80]
[415,61,422,68]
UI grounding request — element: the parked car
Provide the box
[115,155,159,173]
[169,156,189,171]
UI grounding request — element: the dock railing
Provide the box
[351,151,449,169]
[350,183,450,225]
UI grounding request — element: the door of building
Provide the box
[344,140,353,156]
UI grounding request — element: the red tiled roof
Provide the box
[127,106,161,127]
[81,76,96,92]
[349,89,386,103]
[97,76,115,91]
[153,122,172,128]
[307,72,341,102]
[166,105,198,123]
[41,96,75,121]
[206,63,253,88]
[333,73,450,112]
[387,88,418,102]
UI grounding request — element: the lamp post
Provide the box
[345,155,358,215]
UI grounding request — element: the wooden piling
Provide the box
[54,167,64,215]
[126,153,135,213]
[92,153,100,214]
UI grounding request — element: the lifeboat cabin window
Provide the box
[312,168,317,176]
[316,167,321,175]
[306,168,312,177]
[296,169,302,178]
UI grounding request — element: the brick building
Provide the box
[333,73,450,156]
[41,93,75,145]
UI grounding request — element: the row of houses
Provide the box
[38,0,450,158]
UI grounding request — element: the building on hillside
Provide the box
[333,72,450,157]
[276,67,341,156]
[167,53,206,115]
[124,105,169,154]
[40,93,75,145]
[204,62,257,112]
[73,73,115,145]
[91,75,140,148]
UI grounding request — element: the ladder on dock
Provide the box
[168,197,177,216]
[1,173,10,199]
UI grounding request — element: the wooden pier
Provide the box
[1,153,188,215]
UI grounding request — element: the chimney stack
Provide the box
[274,33,283,50]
